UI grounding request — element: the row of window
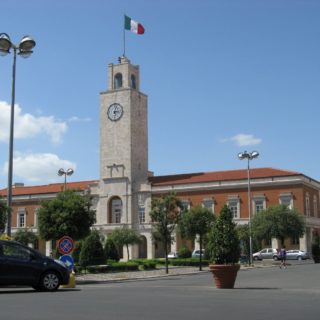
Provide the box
[179,194,294,219]
[12,192,318,228]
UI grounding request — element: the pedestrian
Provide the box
[279,245,287,269]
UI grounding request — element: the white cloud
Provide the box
[0,101,67,144]
[68,116,91,122]
[2,152,76,184]
[223,133,262,147]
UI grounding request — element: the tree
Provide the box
[179,205,215,270]
[109,226,141,260]
[79,230,105,269]
[0,197,7,234]
[38,189,96,241]
[207,205,240,264]
[150,192,183,274]
[72,240,83,265]
[104,237,120,262]
[251,205,305,245]
[14,228,38,246]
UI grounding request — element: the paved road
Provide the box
[0,262,319,320]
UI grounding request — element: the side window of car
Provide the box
[2,243,31,260]
[261,249,267,253]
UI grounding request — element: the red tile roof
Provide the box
[0,180,97,197]
[149,168,301,186]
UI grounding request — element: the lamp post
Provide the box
[238,150,259,265]
[58,168,74,191]
[0,33,36,237]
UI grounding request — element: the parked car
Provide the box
[192,249,205,258]
[167,252,178,259]
[0,240,70,291]
[253,248,280,261]
[286,250,310,260]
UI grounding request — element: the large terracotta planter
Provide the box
[209,264,240,289]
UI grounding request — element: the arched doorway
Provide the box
[139,235,147,258]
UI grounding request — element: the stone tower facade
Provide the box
[92,56,153,259]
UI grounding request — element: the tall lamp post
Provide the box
[58,168,74,191]
[0,33,36,237]
[238,150,259,265]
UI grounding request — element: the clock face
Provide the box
[107,103,123,121]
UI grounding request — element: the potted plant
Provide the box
[207,205,241,288]
[311,234,320,264]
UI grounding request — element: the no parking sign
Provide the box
[57,236,74,255]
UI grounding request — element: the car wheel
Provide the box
[297,256,302,261]
[253,256,259,261]
[273,256,279,261]
[40,271,61,291]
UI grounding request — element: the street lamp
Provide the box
[58,168,74,191]
[238,150,259,265]
[0,33,36,237]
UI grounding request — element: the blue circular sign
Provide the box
[59,255,74,271]
[57,236,74,255]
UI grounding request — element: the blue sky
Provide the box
[0,0,320,188]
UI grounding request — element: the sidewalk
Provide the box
[74,263,271,285]
[75,266,208,284]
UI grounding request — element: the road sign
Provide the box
[57,236,74,255]
[59,255,74,271]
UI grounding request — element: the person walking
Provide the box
[279,245,287,269]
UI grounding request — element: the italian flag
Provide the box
[125,15,145,35]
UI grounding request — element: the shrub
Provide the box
[108,262,139,272]
[170,258,209,267]
[206,205,240,264]
[79,230,105,268]
[72,241,83,265]
[178,246,192,258]
[104,237,120,262]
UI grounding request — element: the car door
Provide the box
[260,249,268,259]
[1,242,38,285]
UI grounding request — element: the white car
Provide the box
[253,248,279,261]
[286,250,310,260]
[192,249,205,258]
[167,252,178,259]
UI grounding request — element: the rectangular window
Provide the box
[228,200,239,218]
[139,207,145,224]
[306,193,310,217]
[202,199,214,213]
[254,199,264,213]
[280,193,293,209]
[180,200,190,211]
[18,212,25,228]
[313,195,317,218]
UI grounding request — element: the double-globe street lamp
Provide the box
[58,168,74,191]
[238,150,259,265]
[0,33,36,237]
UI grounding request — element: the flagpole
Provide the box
[123,14,126,57]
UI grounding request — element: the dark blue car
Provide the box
[0,240,69,291]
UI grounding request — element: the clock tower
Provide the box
[93,56,153,259]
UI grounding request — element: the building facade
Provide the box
[1,57,320,257]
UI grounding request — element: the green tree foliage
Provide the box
[179,205,215,270]
[72,241,83,265]
[79,230,105,268]
[150,192,183,273]
[104,237,120,262]
[0,197,7,234]
[251,205,305,244]
[109,226,141,260]
[207,205,240,264]
[178,246,192,258]
[38,189,96,241]
[13,228,38,246]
